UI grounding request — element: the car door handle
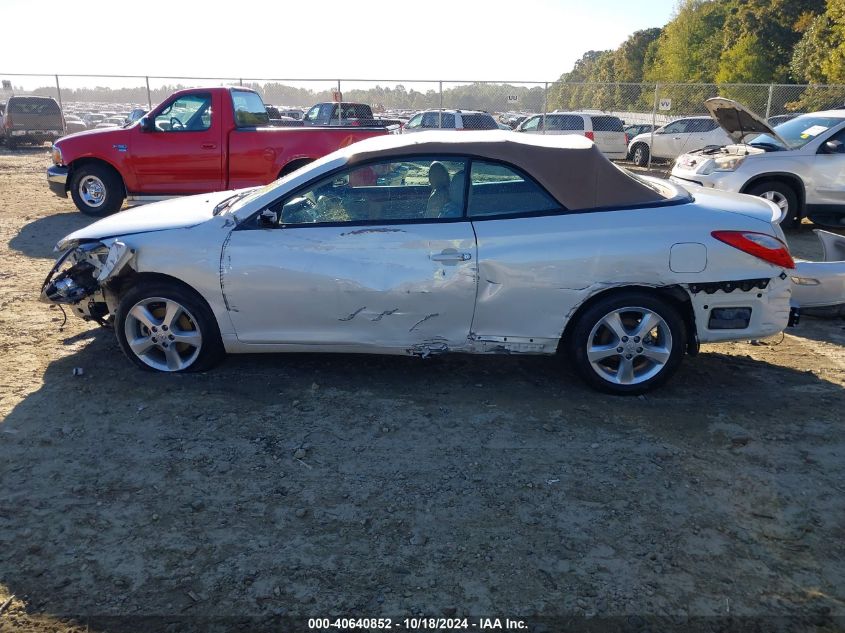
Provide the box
[432,251,472,262]
[673,136,681,140]
[201,143,217,149]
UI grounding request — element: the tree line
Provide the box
[552,0,845,113]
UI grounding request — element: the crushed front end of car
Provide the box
[41,239,135,325]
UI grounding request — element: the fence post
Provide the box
[145,76,152,110]
[648,82,659,169]
[439,81,443,128]
[337,79,342,125]
[765,83,774,120]
[542,82,548,135]
[54,75,63,112]
[239,78,243,86]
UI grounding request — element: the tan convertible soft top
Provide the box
[342,131,667,210]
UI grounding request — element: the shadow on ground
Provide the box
[1,330,844,631]
[8,212,95,259]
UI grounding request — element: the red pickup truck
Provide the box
[47,87,396,215]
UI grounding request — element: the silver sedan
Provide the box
[42,132,797,394]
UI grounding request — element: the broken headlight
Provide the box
[41,242,108,304]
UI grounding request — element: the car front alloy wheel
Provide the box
[115,282,224,373]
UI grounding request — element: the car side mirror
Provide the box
[822,139,844,154]
[257,208,278,228]
[140,116,155,132]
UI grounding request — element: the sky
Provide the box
[1,0,677,89]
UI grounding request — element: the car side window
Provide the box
[662,120,689,134]
[468,161,560,218]
[304,106,320,122]
[686,119,716,133]
[406,114,422,129]
[262,158,468,226]
[154,93,212,132]
[421,112,455,128]
[521,116,540,131]
[547,115,584,131]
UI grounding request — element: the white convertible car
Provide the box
[42,132,799,394]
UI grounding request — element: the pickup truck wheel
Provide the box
[115,281,224,373]
[70,164,125,216]
[567,292,686,395]
[745,181,799,229]
[632,143,649,167]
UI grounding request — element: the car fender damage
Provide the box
[41,239,136,325]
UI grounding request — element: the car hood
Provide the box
[704,97,789,146]
[56,190,237,250]
[57,125,131,143]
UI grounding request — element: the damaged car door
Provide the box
[220,157,477,352]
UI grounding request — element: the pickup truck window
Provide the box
[232,90,270,127]
[154,93,211,132]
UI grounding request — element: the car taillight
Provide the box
[711,230,795,269]
[3,113,11,129]
[585,131,594,141]
[624,133,628,144]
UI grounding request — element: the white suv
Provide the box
[627,116,732,166]
[670,98,845,228]
[516,112,628,159]
[403,110,498,132]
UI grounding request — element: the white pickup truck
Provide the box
[670,98,845,229]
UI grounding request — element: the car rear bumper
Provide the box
[688,273,792,343]
[47,165,68,197]
[9,130,63,143]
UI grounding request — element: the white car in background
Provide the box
[516,112,628,159]
[670,98,845,228]
[628,116,732,166]
[403,110,499,132]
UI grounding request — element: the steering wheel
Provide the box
[169,117,184,131]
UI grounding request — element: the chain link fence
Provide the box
[2,73,845,163]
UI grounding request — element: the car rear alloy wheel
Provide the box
[116,282,224,373]
[632,143,649,167]
[586,307,672,386]
[746,181,799,229]
[569,292,686,394]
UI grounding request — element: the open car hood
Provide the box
[704,97,790,146]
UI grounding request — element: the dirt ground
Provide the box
[0,147,844,632]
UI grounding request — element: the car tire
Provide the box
[745,181,800,229]
[69,163,126,216]
[6,139,17,150]
[115,280,225,373]
[632,143,650,167]
[567,291,686,395]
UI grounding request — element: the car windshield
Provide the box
[750,115,845,149]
